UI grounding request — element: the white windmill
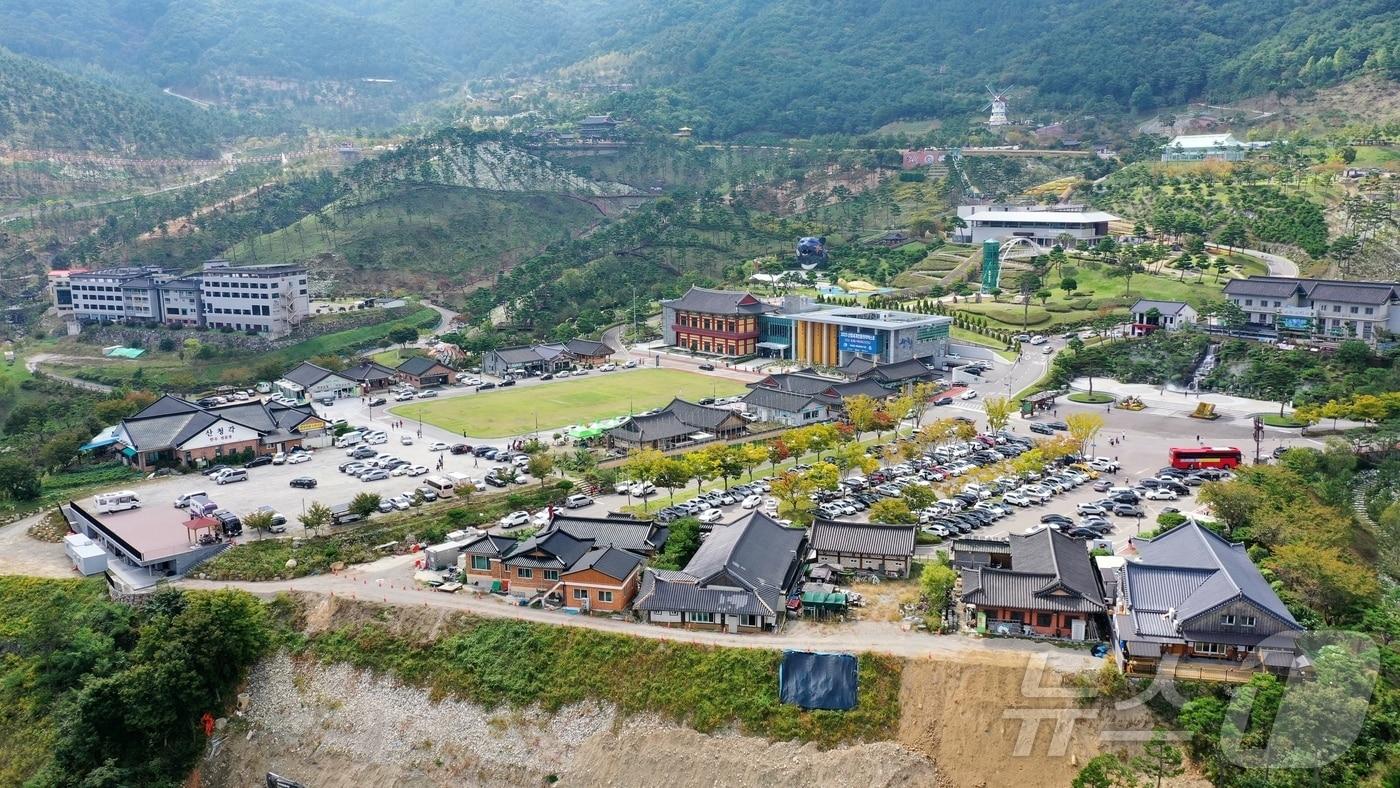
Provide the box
[984,86,1011,126]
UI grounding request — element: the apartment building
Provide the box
[199,261,309,336]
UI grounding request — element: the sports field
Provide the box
[391,368,749,438]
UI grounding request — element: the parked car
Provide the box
[407,465,429,476]
[1076,503,1108,517]
[499,511,530,528]
[1144,488,1178,501]
[428,442,450,452]
[289,477,317,489]
[1029,422,1055,435]
[697,508,724,524]
[244,456,274,468]
[1112,503,1144,517]
[450,443,472,455]
[360,469,390,482]
[697,363,716,371]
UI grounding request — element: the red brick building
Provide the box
[661,286,771,357]
[957,529,1106,640]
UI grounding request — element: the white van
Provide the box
[334,431,364,448]
[446,472,485,491]
[174,490,208,509]
[1028,335,1048,345]
[424,475,456,496]
[94,491,141,513]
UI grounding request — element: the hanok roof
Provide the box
[565,545,643,581]
[662,398,743,432]
[563,338,611,357]
[1130,299,1192,316]
[1223,276,1400,305]
[840,356,877,378]
[810,519,916,558]
[396,356,452,376]
[546,514,668,555]
[609,411,694,444]
[741,386,822,415]
[829,378,895,402]
[961,529,1105,614]
[461,534,517,557]
[1124,521,1300,637]
[502,529,592,569]
[119,396,320,452]
[661,286,770,315]
[751,371,842,396]
[340,361,397,384]
[490,345,551,365]
[634,511,806,616]
[279,362,343,388]
[858,358,935,385]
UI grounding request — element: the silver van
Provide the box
[214,468,248,485]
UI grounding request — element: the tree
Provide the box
[655,458,690,502]
[902,483,936,511]
[769,471,814,523]
[350,492,381,518]
[652,517,701,570]
[1265,543,1379,622]
[983,396,1013,433]
[919,560,958,629]
[388,326,420,347]
[526,453,555,484]
[1130,731,1183,788]
[869,498,917,524]
[242,509,277,537]
[1035,288,1052,306]
[844,394,880,439]
[0,457,41,501]
[298,501,332,537]
[1217,219,1247,250]
[1073,753,1139,788]
[739,443,769,480]
[40,432,84,471]
[806,461,840,492]
[683,449,719,494]
[1065,412,1105,453]
[713,445,746,489]
[1060,276,1078,295]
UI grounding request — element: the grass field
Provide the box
[393,368,749,438]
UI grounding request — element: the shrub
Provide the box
[1068,298,1092,310]
[1044,304,1071,313]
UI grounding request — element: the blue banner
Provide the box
[838,332,880,353]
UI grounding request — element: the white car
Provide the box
[428,442,450,452]
[1145,488,1179,501]
[271,451,287,465]
[1077,503,1108,516]
[741,494,762,509]
[400,435,414,445]
[959,390,979,400]
[407,465,429,477]
[499,510,530,528]
[697,508,724,524]
[395,392,414,402]
[1003,491,1030,507]
[630,482,656,497]
[624,360,638,368]
[286,452,311,465]
[391,465,412,477]
[364,432,388,445]
[599,363,616,372]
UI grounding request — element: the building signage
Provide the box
[916,324,949,341]
[838,332,881,354]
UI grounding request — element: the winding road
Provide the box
[1208,243,1299,278]
[24,353,113,393]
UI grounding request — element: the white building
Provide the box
[1222,276,1400,346]
[1161,133,1247,162]
[1129,299,1198,335]
[66,266,174,324]
[199,260,309,336]
[952,205,1119,248]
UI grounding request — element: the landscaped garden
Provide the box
[394,368,749,438]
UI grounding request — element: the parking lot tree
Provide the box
[845,394,879,440]
[767,437,792,472]
[655,457,691,502]
[739,443,769,480]
[526,453,555,485]
[350,493,382,518]
[869,498,916,524]
[770,471,815,524]
[714,445,747,489]
[683,449,719,494]
[983,396,1013,433]
[298,502,332,537]
[806,461,840,493]
[241,509,277,537]
[902,484,936,511]
[887,392,917,437]
[782,427,813,463]
[1065,412,1105,453]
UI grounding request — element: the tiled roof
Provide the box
[564,338,611,357]
[461,534,517,557]
[810,519,916,557]
[860,358,935,384]
[751,371,842,396]
[662,286,770,315]
[547,515,668,555]
[635,512,805,616]
[396,356,450,376]
[962,568,1107,613]
[566,545,643,581]
[609,412,693,443]
[634,572,774,616]
[341,362,397,383]
[280,362,340,388]
[661,398,741,431]
[1130,299,1191,316]
[741,386,820,414]
[120,397,320,452]
[961,528,1105,613]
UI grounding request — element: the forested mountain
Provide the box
[595,0,1400,138]
[0,47,228,156]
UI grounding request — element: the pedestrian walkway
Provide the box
[1068,378,1277,419]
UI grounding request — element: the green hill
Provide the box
[0,47,227,155]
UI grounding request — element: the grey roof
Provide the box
[741,386,821,414]
[829,378,896,402]
[609,411,693,444]
[860,358,935,384]
[751,371,842,396]
[1130,299,1191,316]
[564,338,611,357]
[547,515,668,555]
[340,362,397,383]
[280,362,340,388]
[634,572,776,616]
[961,529,1105,613]
[681,511,806,613]
[1307,281,1398,305]
[136,395,202,419]
[810,519,916,558]
[462,534,524,557]
[120,397,319,452]
[1124,521,1300,634]
[397,356,451,376]
[1223,276,1400,305]
[664,398,744,431]
[661,286,770,315]
[840,356,877,378]
[566,545,643,581]
[503,528,592,569]
[490,346,550,365]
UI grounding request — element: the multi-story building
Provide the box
[951,204,1118,248]
[661,286,772,357]
[58,260,310,338]
[1221,276,1400,346]
[199,260,309,336]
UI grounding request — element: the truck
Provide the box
[329,502,363,526]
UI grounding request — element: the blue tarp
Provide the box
[779,650,858,710]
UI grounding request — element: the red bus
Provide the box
[1168,446,1243,470]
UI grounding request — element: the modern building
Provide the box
[1161,133,1247,162]
[61,500,232,589]
[1221,276,1400,346]
[59,260,310,337]
[395,356,456,388]
[607,398,749,451]
[47,269,86,317]
[766,300,951,368]
[634,511,807,633]
[274,362,361,403]
[113,395,326,471]
[957,528,1107,640]
[1112,521,1306,680]
[1129,299,1198,335]
[662,286,772,358]
[952,205,1118,248]
[809,519,917,578]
